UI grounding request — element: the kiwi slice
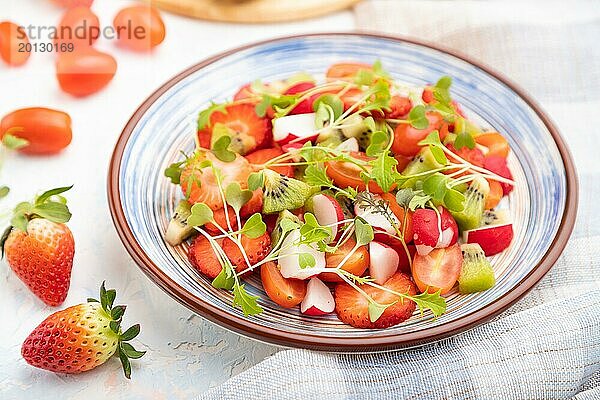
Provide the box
[271,210,302,245]
[341,114,367,139]
[317,127,344,148]
[262,169,312,214]
[402,147,444,176]
[165,200,195,246]
[451,176,489,231]
[210,122,255,155]
[459,243,496,293]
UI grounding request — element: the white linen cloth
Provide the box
[196,1,600,398]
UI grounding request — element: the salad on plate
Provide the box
[163,61,516,329]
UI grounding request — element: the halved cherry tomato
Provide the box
[326,62,372,80]
[261,261,306,308]
[113,5,165,51]
[325,151,394,193]
[0,21,30,67]
[1,107,72,155]
[56,48,117,97]
[412,244,463,294]
[320,238,369,283]
[485,179,503,210]
[391,112,444,157]
[475,132,510,158]
[51,0,93,7]
[380,193,414,241]
[54,6,100,50]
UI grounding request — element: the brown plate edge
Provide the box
[107,32,579,352]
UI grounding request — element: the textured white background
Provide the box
[0,1,354,399]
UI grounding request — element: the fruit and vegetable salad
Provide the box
[163,61,516,329]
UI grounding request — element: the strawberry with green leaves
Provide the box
[1,186,75,306]
[22,282,145,378]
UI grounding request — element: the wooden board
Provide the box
[145,0,361,23]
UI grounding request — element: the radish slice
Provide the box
[336,137,359,152]
[278,229,326,279]
[312,194,345,240]
[300,277,335,315]
[369,242,400,285]
[273,113,319,144]
[354,193,399,235]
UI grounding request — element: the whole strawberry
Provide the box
[22,282,145,378]
[1,186,75,306]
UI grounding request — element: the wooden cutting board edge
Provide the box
[145,0,362,23]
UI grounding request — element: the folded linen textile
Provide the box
[196,2,600,398]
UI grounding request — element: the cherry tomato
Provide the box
[485,179,504,210]
[56,48,117,97]
[51,0,94,8]
[325,151,395,194]
[383,95,412,119]
[421,86,434,103]
[0,21,30,66]
[412,244,463,295]
[391,112,444,157]
[326,62,372,80]
[113,5,165,52]
[261,261,306,308]
[320,238,369,283]
[380,193,414,241]
[475,132,510,158]
[0,108,72,155]
[54,6,100,51]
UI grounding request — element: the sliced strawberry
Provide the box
[223,232,271,272]
[240,189,263,218]
[484,156,514,195]
[334,272,417,329]
[188,236,224,279]
[204,206,237,234]
[245,147,294,177]
[180,151,252,209]
[446,142,485,167]
[384,95,412,119]
[233,83,256,101]
[196,104,271,154]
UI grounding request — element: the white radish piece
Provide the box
[335,137,359,153]
[278,229,326,280]
[300,277,335,315]
[312,194,345,240]
[354,193,400,235]
[273,113,319,144]
[368,242,400,285]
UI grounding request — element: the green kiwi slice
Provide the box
[459,243,496,293]
[262,169,312,214]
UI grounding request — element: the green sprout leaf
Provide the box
[164,161,184,184]
[395,188,415,208]
[187,203,214,227]
[368,301,396,322]
[211,135,236,162]
[370,151,400,193]
[212,262,235,290]
[248,171,264,191]
[279,217,300,234]
[354,217,374,246]
[443,188,466,212]
[303,165,334,188]
[298,253,316,269]
[365,130,389,157]
[232,283,263,316]
[313,94,343,121]
[225,182,252,212]
[454,130,476,150]
[422,173,449,202]
[412,290,446,317]
[418,130,448,165]
[241,213,267,239]
[0,186,9,199]
[300,212,333,245]
[408,193,431,211]
[408,105,429,129]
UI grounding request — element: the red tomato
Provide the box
[54,6,100,51]
[56,48,117,97]
[113,5,165,52]
[0,21,30,67]
[261,261,306,308]
[391,112,444,157]
[412,244,463,295]
[320,238,369,283]
[51,0,94,8]
[326,62,372,80]
[0,108,72,155]
[325,151,394,193]
[475,132,510,158]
